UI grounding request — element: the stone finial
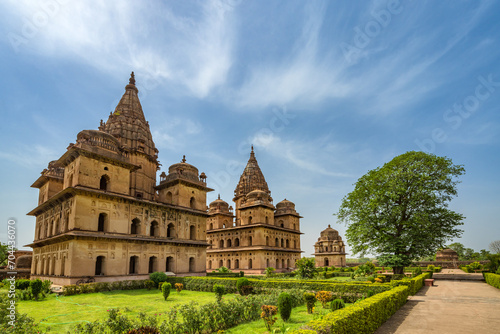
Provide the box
[218,194,221,200]
[129,72,136,85]
[182,155,186,163]
[328,224,331,228]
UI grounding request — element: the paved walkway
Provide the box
[432,268,485,281]
[375,275,500,333]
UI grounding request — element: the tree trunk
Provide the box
[393,266,404,275]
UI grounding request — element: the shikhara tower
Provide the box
[27,73,213,285]
[206,147,303,274]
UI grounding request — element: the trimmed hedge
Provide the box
[166,276,392,303]
[63,279,149,296]
[290,286,409,334]
[390,273,431,295]
[206,272,242,278]
[484,273,500,289]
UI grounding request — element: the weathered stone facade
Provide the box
[206,148,302,274]
[436,248,459,262]
[313,225,347,267]
[27,73,212,285]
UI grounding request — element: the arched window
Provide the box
[33,258,38,275]
[64,215,69,231]
[287,259,290,268]
[219,259,223,268]
[190,197,196,209]
[248,216,253,224]
[167,223,175,238]
[98,213,107,232]
[265,216,269,224]
[50,256,56,275]
[293,224,296,230]
[266,236,269,246]
[95,256,105,275]
[275,238,279,247]
[166,256,174,272]
[48,221,53,237]
[60,256,65,276]
[324,258,329,267]
[248,259,253,269]
[276,258,280,269]
[227,259,231,269]
[266,259,269,267]
[209,223,213,230]
[189,225,196,240]
[235,238,240,247]
[248,236,253,246]
[166,191,172,203]
[281,239,284,247]
[131,218,140,234]
[219,239,224,248]
[235,259,239,269]
[189,257,195,272]
[68,174,73,187]
[294,240,297,249]
[150,221,158,237]
[129,256,138,274]
[286,239,289,248]
[208,260,212,269]
[148,256,157,273]
[54,218,60,235]
[282,259,285,269]
[227,239,232,247]
[99,175,109,191]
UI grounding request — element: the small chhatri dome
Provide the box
[320,224,340,239]
[209,194,230,214]
[234,146,270,198]
[276,198,295,209]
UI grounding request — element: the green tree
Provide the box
[295,257,316,279]
[337,151,465,275]
[0,242,17,267]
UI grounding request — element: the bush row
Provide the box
[166,276,392,302]
[484,273,500,289]
[290,285,410,334]
[206,272,243,278]
[63,280,149,296]
[74,289,305,334]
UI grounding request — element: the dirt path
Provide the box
[375,277,500,333]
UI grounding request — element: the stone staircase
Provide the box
[433,269,485,281]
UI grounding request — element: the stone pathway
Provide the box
[375,276,500,333]
[432,268,485,281]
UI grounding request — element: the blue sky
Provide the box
[1,0,499,257]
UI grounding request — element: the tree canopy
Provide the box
[490,240,500,254]
[337,151,465,274]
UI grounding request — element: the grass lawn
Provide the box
[226,303,350,334]
[326,276,352,282]
[17,289,231,333]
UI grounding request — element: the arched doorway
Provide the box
[98,213,106,232]
[148,256,157,273]
[95,256,104,275]
[99,175,109,190]
[189,257,195,272]
[129,256,138,274]
[166,256,174,272]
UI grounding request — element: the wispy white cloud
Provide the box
[3,0,238,98]
[251,132,353,178]
[0,145,58,169]
[152,118,202,149]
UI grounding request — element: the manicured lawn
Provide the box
[226,303,351,334]
[17,289,231,333]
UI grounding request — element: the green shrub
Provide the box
[330,298,345,311]
[469,262,483,271]
[413,267,422,276]
[304,292,316,314]
[149,272,168,288]
[0,292,48,333]
[290,286,409,334]
[30,279,43,301]
[144,280,155,291]
[161,283,171,301]
[496,267,500,275]
[15,279,31,290]
[236,277,251,295]
[426,264,435,271]
[213,284,225,303]
[484,273,500,289]
[278,292,292,322]
[265,267,276,278]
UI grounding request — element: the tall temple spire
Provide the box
[103,72,155,153]
[234,146,270,199]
